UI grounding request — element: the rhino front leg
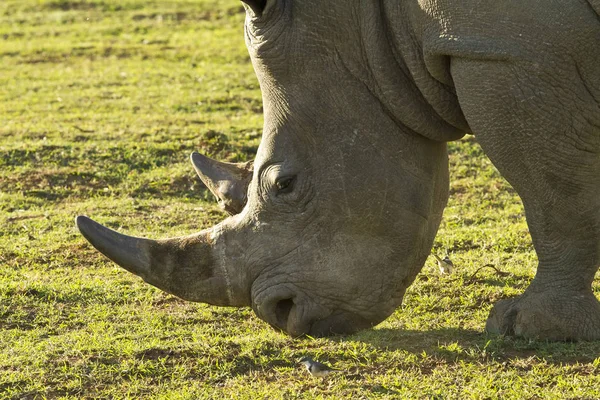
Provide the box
[450,53,600,340]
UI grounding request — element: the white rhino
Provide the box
[77,0,600,340]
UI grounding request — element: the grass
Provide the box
[1,0,599,398]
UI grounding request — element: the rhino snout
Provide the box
[253,285,376,337]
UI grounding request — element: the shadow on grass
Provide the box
[344,327,600,365]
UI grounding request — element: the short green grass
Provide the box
[1,1,599,398]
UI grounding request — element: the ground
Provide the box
[1,1,599,398]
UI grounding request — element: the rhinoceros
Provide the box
[77,0,600,340]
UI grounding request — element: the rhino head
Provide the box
[77,0,455,336]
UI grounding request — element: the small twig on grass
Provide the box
[437,263,510,284]
[466,264,510,284]
[73,125,95,133]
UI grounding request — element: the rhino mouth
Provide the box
[255,286,375,337]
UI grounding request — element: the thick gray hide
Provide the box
[78,0,600,340]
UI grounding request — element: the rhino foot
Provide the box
[486,289,600,341]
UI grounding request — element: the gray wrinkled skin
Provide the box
[78,0,600,340]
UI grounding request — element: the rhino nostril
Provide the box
[274,298,294,329]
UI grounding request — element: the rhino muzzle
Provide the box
[255,292,376,337]
[251,279,388,337]
[77,214,385,337]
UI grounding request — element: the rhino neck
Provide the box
[340,0,470,141]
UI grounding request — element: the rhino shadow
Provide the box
[341,327,600,366]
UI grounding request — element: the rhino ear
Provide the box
[241,0,267,15]
[191,152,253,215]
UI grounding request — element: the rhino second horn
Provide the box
[190,152,253,215]
[241,0,267,15]
[75,216,240,306]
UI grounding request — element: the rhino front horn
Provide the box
[190,152,253,215]
[75,215,246,307]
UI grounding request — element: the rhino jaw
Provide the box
[75,215,248,307]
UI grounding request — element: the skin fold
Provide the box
[78,0,600,340]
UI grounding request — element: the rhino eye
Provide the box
[275,176,295,194]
